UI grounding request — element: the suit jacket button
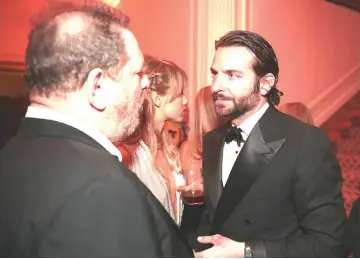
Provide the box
[245,217,252,225]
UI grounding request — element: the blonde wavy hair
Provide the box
[141,56,188,175]
[279,102,313,125]
[189,86,223,160]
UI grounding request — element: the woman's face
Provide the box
[162,94,188,123]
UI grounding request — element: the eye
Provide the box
[228,72,241,80]
[210,70,217,78]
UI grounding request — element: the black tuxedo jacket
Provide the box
[197,105,346,257]
[0,118,193,257]
[345,198,360,257]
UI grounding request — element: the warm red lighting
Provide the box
[101,0,120,7]
[60,16,85,35]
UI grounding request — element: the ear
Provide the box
[85,68,108,111]
[151,91,163,107]
[259,73,275,96]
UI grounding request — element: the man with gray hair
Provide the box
[0,2,193,257]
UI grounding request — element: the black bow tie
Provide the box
[225,126,244,146]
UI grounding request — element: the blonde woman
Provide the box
[278,102,313,125]
[179,86,225,237]
[129,57,188,225]
[180,86,224,177]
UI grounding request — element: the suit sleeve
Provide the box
[345,199,360,257]
[189,133,215,251]
[38,174,163,257]
[253,129,346,257]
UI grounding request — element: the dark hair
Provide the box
[25,1,130,97]
[215,30,283,105]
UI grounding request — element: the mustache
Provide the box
[213,93,232,101]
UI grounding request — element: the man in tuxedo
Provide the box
[194,30,346,257]
[0,2,192,257]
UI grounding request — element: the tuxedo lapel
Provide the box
[203,124,228,209]
[211,106,286,232]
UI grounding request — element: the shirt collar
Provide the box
[235,102,269,140]
[25,106,122,161]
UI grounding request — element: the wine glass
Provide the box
[181,165,204,205]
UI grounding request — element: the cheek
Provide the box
[134,81,143,101]
[176,102,185,119]
[107,87,122,107]
[229,80,254,97]
[113,85,132,109]
[123,80,142,105]
[173,98,184,112]
[165,100,181,117]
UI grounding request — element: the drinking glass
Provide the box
[181,165,204,205]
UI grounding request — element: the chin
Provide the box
[182,112,189,125]
[215,108,229,117]
[175,116,184,123]
[115,117,140,142]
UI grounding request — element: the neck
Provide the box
[231,100,267,126]
[29,93,97,129]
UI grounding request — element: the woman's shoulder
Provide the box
[180,140,189,153]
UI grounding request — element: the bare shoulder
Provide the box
[180,140,189,154]
[180,140,190,167]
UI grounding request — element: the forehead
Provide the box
[212,46,255,72]
[121,29,143,69]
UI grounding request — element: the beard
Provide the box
[105,93,144,142]
[116,106,141,141]
[213,79,261,119]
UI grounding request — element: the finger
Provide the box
[194,180,203,188]
[189,180,203,190]
[197,234,219,244]
[194,248,219,258]
[197,183,204,191]
[177,185,186,191]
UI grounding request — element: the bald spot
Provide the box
[57,12,88,37]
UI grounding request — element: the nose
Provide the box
[211,75,222,92]
[141,75,149,89]
[182,95,188,105]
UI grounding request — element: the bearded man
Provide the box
[193,30,346,258]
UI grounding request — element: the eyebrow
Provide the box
[210,67,217,74]
[210,67,243,75]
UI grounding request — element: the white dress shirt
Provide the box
[25,106,122,161]
[222,103,269,186]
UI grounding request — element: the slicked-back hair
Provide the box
[215,30,283,105]
[25,1,130,97]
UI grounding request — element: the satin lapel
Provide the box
[211,106,286,233]
[203,124,227,209]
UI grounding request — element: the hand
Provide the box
[194,234,245,258]
[176,179,203,192]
